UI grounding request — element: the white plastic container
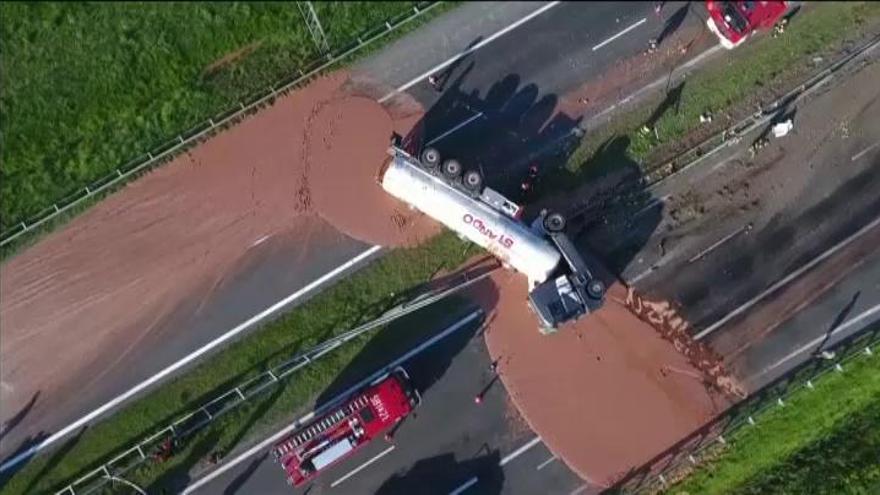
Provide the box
[381,152,561,284]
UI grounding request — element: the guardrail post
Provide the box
[777,397,785,407]
[747,415,755,425]
[835,363,844,372]
[268,370,279,382]
[806,379,814,389]
[84,186,91,195]
[235,387,246,400]
[201,406,213,420]
[866,346,873,356]
[178,135,185,144]
[21,221,28,231]
[116,169,123,178]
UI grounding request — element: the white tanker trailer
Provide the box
[380,143,605,333]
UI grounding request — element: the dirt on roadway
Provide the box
[0,71,436,445]
[476,271,729,488]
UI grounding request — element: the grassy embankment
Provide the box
[0,2,452,257]
[669,330,880,495]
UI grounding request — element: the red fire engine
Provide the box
[706,1,789,49]
[271,367,420,487]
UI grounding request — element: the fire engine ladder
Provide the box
[288,396,370,448]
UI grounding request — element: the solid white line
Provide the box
[536,455,557,470]
[591,17,647,51]
[330,445,396,488]
[426,111,485,146]
[449,476,479,495]
[499,436,543,466]
[694,215,880,341]
[183,309,483,494]
[851,141,880,162]
[569,484,590,495]
[0,245,383,474]
[760,304,880,375]
[378,2,562,103]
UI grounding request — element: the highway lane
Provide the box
[732,246,880,391]
[610,54,880,383]
[3,0,717,462]
[195,308,589,495]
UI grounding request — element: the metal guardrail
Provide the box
[564,33,880,228]
[0,1,441,248]
[616,320,880,494]
[640,33,880,188]
[53,267,493,495]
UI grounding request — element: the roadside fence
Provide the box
[0,1,441,249]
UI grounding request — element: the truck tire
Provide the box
[420,147,441,169]
[463,170,483,192]
[543,212,566,233]
[442,159,463,179]
[587,279,605,299]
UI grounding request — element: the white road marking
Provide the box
[591,17,647,51]
[183,309,483,493]
[851,141,880,162]
[694,215,880,341]
[758,304,880,377]
[330,445,396,488]
[536,455,557,470]
[449,476,479,495]
[570,484,590,495]
[378,2,562,103]
[687,224,750,264]
[250,234,271,247]
[426,111,486,146]
[0,245,383,474]
[499,435,543,466]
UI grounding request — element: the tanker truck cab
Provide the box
[527,211,606,334]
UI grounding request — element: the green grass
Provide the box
[555,1,880,188]
[669,342,880,495]
[0,2,428,231]
[0,232,477,494]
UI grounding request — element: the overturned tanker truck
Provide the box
[380,142,605,334]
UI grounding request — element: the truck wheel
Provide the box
[463,170,483,192]
[420,147,441,169]
[543,212,566,233]
[587,279,605,299]
[442,159,463,179]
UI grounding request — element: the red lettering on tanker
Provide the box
[462,214,514,249]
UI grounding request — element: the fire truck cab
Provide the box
[272,367,419,487]
[705,0,789,49]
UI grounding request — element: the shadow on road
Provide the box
[223,452,268,495]
[656,4,691,46]
[400,61,664,284]
[316,293,493,407]
[375,450,504,495]
[0,430,49,489]
[0,392,40,446]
